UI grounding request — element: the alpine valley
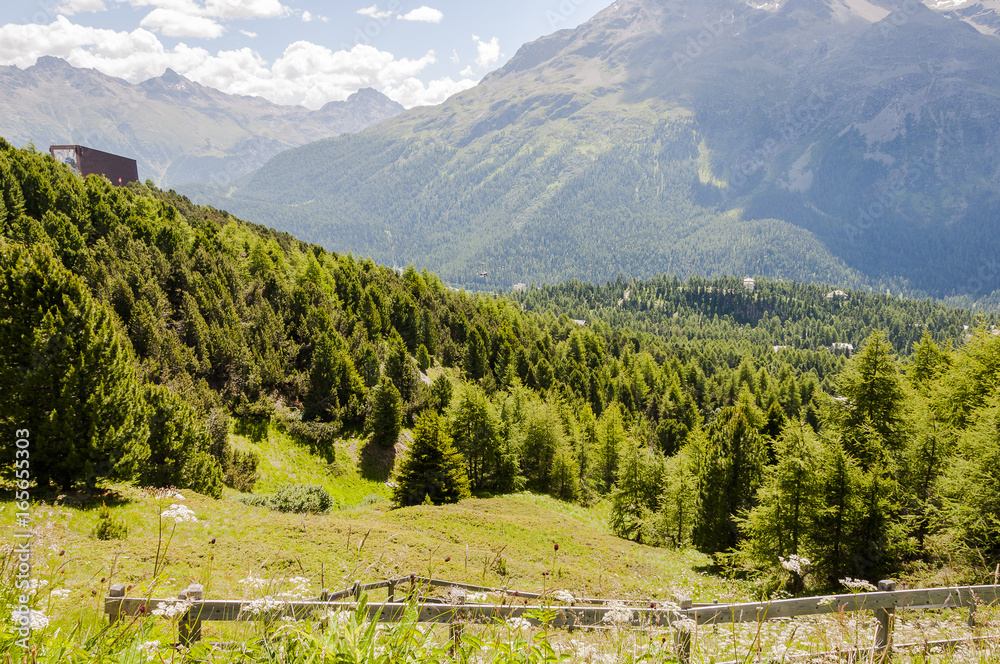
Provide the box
[192,0,1000,303]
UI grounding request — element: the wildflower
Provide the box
[554,543,559,551]
[137,641,160,662]
[11,608,49,631]
[506,616,532,630]
[242,597,284,615]
[151,600,192,619]
[553,590,575,604]
[444,556,451,562]
[674,617,697,633]
[839,577,877,592]
[161,504,197,523]
[239,576,269,591]
[27,579,49,595]
[210,537,216,545]
[779,554,810,575]
[51,588,71,600]
[602,600,633,625]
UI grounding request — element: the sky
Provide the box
[0,0,609,109]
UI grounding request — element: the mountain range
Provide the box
[0,56,403,189]
[191,0,1000,302]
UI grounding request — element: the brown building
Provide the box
[49,145,139,186]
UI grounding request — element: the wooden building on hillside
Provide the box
[49,145,138,186]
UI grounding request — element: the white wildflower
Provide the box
[602,600,634,625]
[839,577,877,592]
[779,554,810,575]
[11,608,49,631]
[553,589,575,604]
[50,588,71,600]
[816,595,838,606]
[466,592,490,603]
[137,640,160,662]
[27,579,49,595]
[151,599,193,618]
[239,575,269,591]
[146,488,184,500]
[242,596,284,615]
[320,609,355,629]
[506,616,532,630]
[674,617,697,633]
[160,504,197,523]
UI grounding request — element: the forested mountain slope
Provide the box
[4,141,1000,590]
[202,0,1000,301]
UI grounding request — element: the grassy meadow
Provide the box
[3,424,999,663]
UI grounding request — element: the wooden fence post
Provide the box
[874,580,896,662]
[450,589,466,655]
[179,584,204,647]
[352,580,361,601]
[107,584,126,625]
[673,595,693,664]
[388,580,397,602]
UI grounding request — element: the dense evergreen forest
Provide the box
[3,139,1000,592]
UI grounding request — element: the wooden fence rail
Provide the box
[104,579,1000,662]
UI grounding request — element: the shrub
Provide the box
[239,483,335,514]
[182,451,225,499]
[93,504,128,540]
[223,446,260,493]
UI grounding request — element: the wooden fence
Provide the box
[105,577,1000,662]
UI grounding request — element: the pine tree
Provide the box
[0,242,148,490]
[393,411,471,506]
[463,328,487,380]
[141,383,223,497]
[369,375,403,448]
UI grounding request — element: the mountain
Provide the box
[0,56,403,188]
[198,0,1000,303]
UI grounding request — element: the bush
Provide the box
[182,451,225,498]
[224,446,260,493]
[93,504,128,540]
[239,483,335,514]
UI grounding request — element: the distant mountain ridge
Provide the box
[0,56,404,188]
[198,0,1000,304]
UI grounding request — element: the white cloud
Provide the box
[450,48,459,64]
[382,75,476,107]
[140,8,225,38]
[203,0,288,19]
[301,10,312,21]
[0,16,453,109]
[459,65,474,78]
[474,35,500,70]
[397,6,443,23]
[357,5,392,19]
[239,29,257,37]
[56,0,107,14]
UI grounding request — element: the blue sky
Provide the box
[0,0,608,108]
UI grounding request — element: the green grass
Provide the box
[3,427,998,662]
[230,421,390,508]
